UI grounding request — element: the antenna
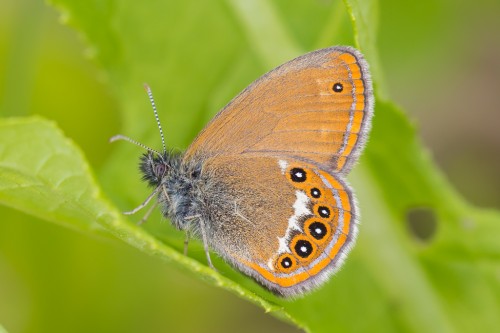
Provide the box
[109,134,163,157]
[144,84,167,153]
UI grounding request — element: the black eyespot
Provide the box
[191,169,200,178]
[310,188,321,198]
[309,222,327,240]
[280,257,293,269]
[290,168,307,182]
[318,206,331,218]
[333,83,343,93]
[294,240,313,258]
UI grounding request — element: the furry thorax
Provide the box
[139,151,224,240]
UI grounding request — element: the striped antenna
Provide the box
[144,84,167,153]
[109,134,162,157]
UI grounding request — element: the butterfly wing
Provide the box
[202,155,357,297]
[185,46,373,174]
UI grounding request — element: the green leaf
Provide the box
[0,117,108,235]
[0,116,301,327]
[343,0,387,97]
[1,0,499,332]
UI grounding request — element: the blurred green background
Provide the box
[0,0,499,332]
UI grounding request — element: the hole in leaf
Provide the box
[406,207,437,242]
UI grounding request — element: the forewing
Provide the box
[186,46,373,174]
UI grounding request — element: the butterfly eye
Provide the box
[332,82,343,93]
[154,163,166,177]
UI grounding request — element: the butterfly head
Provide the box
[139,152,168,187]
[139,151,183,188]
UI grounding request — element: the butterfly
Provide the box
[111,46,374,297]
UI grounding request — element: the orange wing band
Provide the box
[241,170,354,288]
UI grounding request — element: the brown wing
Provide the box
[202,155,358,297]
[185,46,373,174]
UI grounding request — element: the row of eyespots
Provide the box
[288,168,336,224]
[276,216,334,273]
[290,167,322,199]
[276,166,338,273]
[290,167,326,199]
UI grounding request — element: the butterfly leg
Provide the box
[199,218,216,271]
[183,231,190,256]
[161,184,171,204]
[124,186,160,215]
[137,200,159,225]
